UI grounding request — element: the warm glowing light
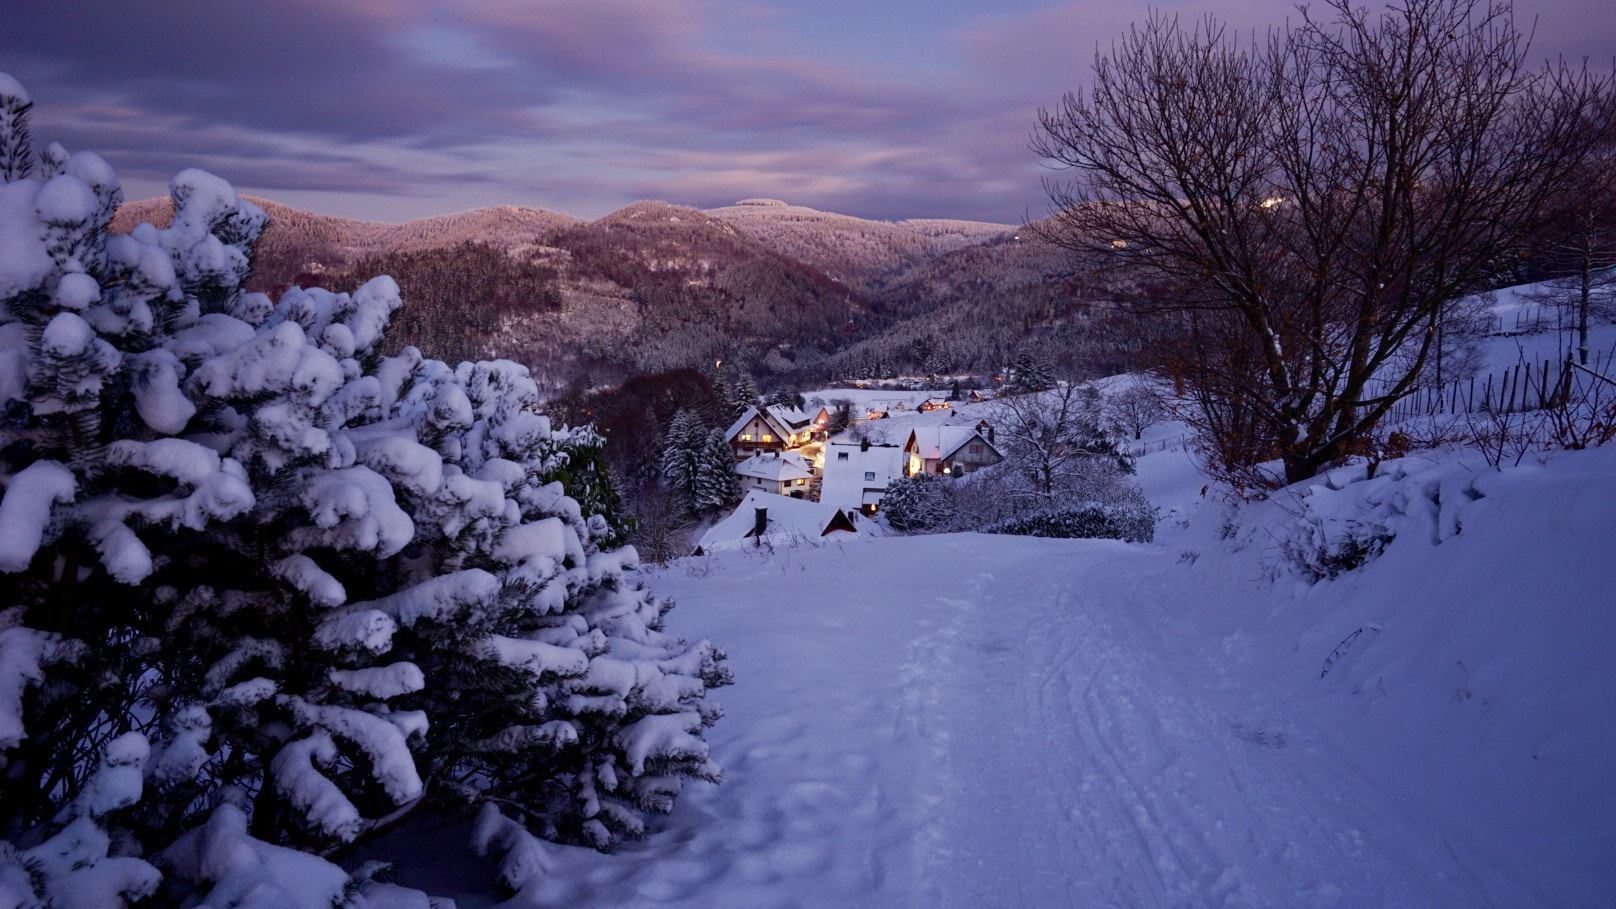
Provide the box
[1260,196,1286,209]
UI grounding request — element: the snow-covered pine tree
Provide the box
[726,373,760,418]
[658,408,705,513]
[764,386,803,410]
[881,472,954,532]
[0,74,727,905]
[0,74,31,182]
[691,429,739,513]
[1009,348,1055,393]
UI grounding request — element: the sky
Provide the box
[4,0,1613,225]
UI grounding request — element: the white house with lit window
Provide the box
[724,404,819,459]
[735,451,816,498]
[903,424,1002,477]
[818,436,907,514]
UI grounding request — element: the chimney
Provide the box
[753,507,768,542]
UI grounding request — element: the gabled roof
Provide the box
[819,439,907,511]
[724,404,814,443]
[766,404,812,431]
[693,490,868,554]
[907,426,1001,462]
[828,421,908,447]
[735,451,815,483]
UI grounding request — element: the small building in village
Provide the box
[735,451,816,498]
[903,424,1003,477]
[724,404,819,459]
[819,435,908,515]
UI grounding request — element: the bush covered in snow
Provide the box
[0,75,727,906]
[882,466,1155,542]
[982,498,1156,543]
[879,472,954,533]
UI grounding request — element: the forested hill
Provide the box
[703,198,1013,294]
[110,195,582,295]
[110,194,1090,390]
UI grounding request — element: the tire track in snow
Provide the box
[910,541,1437,908]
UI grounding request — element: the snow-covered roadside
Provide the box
[1179,444,1616,904]
[422,428,1614,907]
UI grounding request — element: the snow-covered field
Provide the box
[418,353,1615,907]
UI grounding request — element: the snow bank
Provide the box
[449,427,1614,907]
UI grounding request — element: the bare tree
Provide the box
[1104,379,1169,440]
[1530,109,1616,365]
[1034,0,1611,484]
[989,384,1131,507]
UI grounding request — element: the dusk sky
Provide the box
[6,0,1613,225]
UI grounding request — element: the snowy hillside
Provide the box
[704,199,1012,293]
[399,294,1616,907]
[403,441,1611,907]
[111,196,582,288]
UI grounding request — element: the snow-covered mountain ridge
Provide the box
[108,194,1056,389]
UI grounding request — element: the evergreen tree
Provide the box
[658,408,706,512]
[881,473,954,532]
[0,76,727,904]
[0,74,31,181]
[765,386,804,410]
[727,373,760,418]
[691,429,739,513]
[1009,348,1055,393]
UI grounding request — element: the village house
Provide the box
[903,423,1003,477]
[724,404,820,459]
[818,435,907,515]
[735,451,816,498]
[691,490,867,555]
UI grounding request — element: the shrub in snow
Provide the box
[1269,457,1489,581]
[880,473,954,532]
[983,497,1156,543]
[1281,517,1396,581]
[0,75,727,905]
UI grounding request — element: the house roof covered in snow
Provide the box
[819,438,907,511]
[735,451,815,483]
[692,490,867,554]
[723,404,815,444]
[908,425,1000,462]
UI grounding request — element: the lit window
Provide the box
[762,434,773,443]
[741,434,752,442]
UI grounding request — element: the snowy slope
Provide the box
[413,440,1613,907]
[704,199,1012,292]
[404,290,1616,908]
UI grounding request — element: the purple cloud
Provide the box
[4,0,1609,225]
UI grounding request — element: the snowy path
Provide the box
[461,531,1533,908]
[877,539,1444,908]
